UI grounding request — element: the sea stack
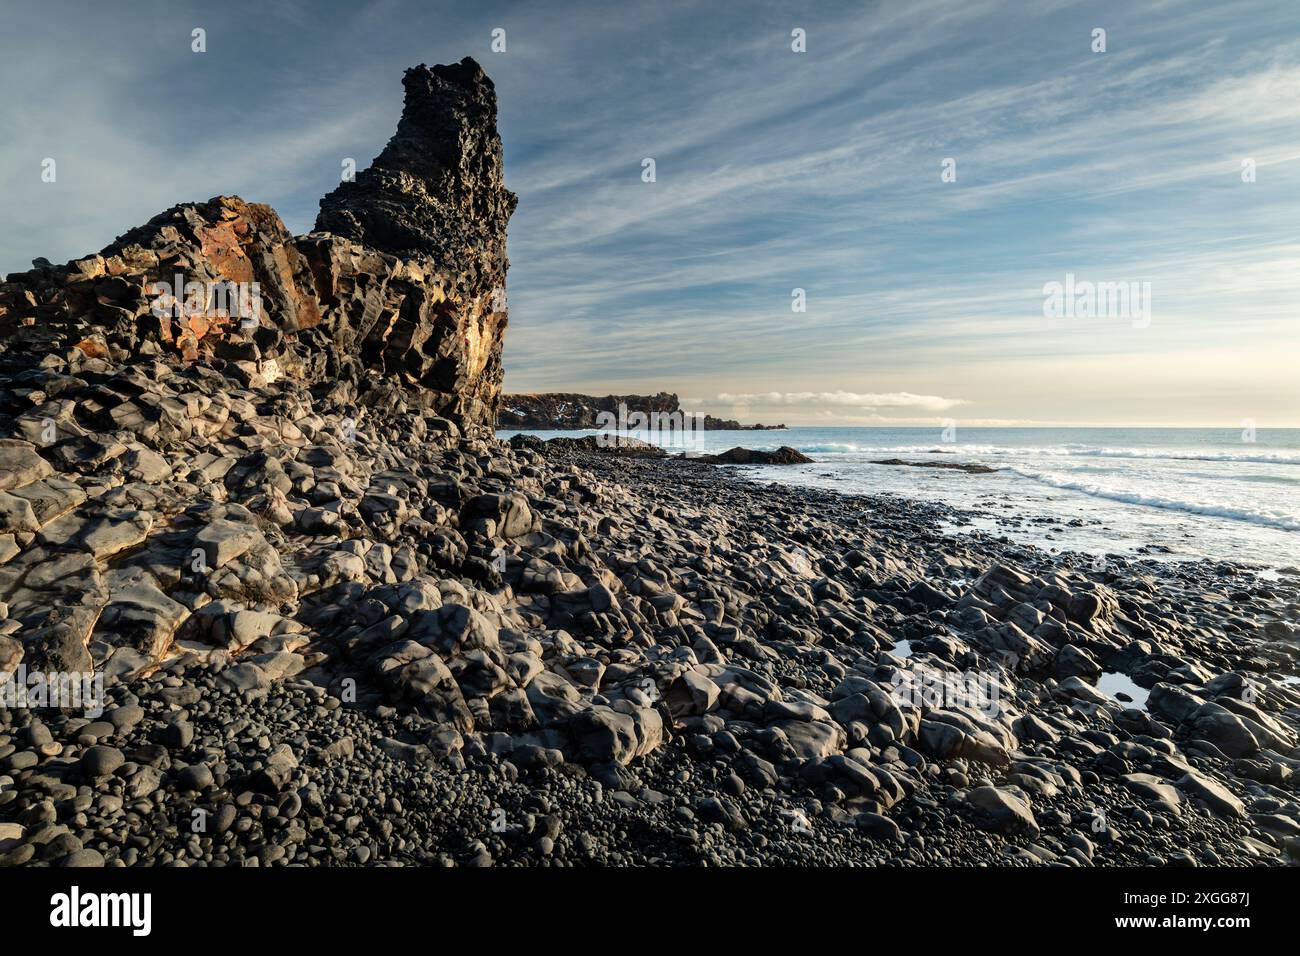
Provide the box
[314,58,518,425]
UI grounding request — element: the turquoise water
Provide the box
[500,426,1300,569]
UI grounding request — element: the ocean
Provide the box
[498,426,1300,570]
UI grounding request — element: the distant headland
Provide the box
[498,392,786,430]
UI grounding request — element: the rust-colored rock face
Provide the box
[0,197,319,366]
[0,57,515,432]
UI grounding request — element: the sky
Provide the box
[2,0,1298,427]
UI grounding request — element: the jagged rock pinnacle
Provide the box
[316,57,518,264]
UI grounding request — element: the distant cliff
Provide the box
[498,392,786,430]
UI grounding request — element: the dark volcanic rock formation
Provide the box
[316,59,516,264]
[498,392,785,430]
[0,56,515,432]
[314,59,517,424]
[700,446,814,465]
[499,392,680,430]
[701,413,786,431]
[532,434,668,459]
[872,458,998,474]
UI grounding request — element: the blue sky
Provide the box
[3,0,1298,426]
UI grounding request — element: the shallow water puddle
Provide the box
[890,639,914,659]
[1097,671,1149,710]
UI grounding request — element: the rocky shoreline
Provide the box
[1,372,1298,866]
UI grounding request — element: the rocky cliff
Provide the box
[0,57,519,691]
[498,392,680,430]
[499,392,786,430]
[0,57,515,433]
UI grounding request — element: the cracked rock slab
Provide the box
[94,583,190,659]
[0,440,53,492]
[38,508,153,560]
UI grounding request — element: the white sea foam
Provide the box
[1040,446,1300,465]
[499,425,1300,567]
[806,443,1300,465]
[1006,466,1300,532]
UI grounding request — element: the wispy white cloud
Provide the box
[705,391,969,411]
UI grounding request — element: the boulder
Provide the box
[1176,770,1245,818]
[665,669,720,719]
[1187,702,1260,758]
[962,785,1039,837]
[700,446,813,465]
